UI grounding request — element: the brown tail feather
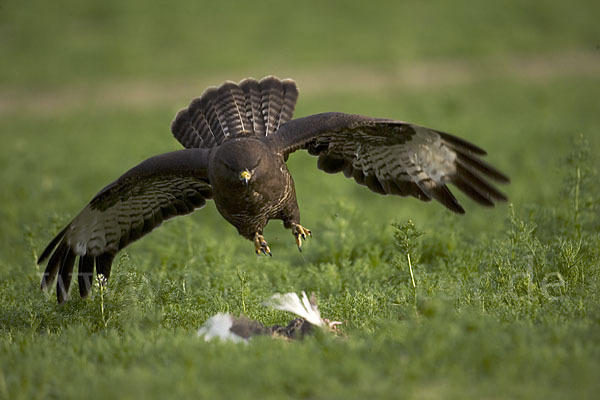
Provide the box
[171,76,299,149]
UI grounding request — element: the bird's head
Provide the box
[210,139,272,189]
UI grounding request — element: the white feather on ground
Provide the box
[197,313,246,343]
[264,291,323,326]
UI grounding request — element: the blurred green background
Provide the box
[1,0,599,399]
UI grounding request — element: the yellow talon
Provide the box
[292,224,312,252]
[253,233,272,256]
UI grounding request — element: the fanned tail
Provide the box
[171,76,299,149]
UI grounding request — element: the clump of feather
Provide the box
[264,291,323,326]
[197,313,247,343]
[197,291,340,342]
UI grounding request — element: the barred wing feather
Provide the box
[38,149,212,303]
[267,112,509,213]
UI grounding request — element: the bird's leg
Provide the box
[253,232,272,256]
[291,223,312,252]
[323,318,343,331]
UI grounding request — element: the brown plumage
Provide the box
[38,76,509,303]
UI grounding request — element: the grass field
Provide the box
[1,0,600,399]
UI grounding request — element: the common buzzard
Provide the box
[38,76,509,303]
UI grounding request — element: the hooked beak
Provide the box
[240,169,252,186]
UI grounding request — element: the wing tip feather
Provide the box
[438,131,487,155]
[37,225,69,265]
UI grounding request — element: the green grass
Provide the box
[1,0,600,399]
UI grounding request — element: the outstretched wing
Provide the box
[38,149,212,303]
[266,112,509,213]
[171,76,299,149]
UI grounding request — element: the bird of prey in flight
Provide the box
[38,76,509,303]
